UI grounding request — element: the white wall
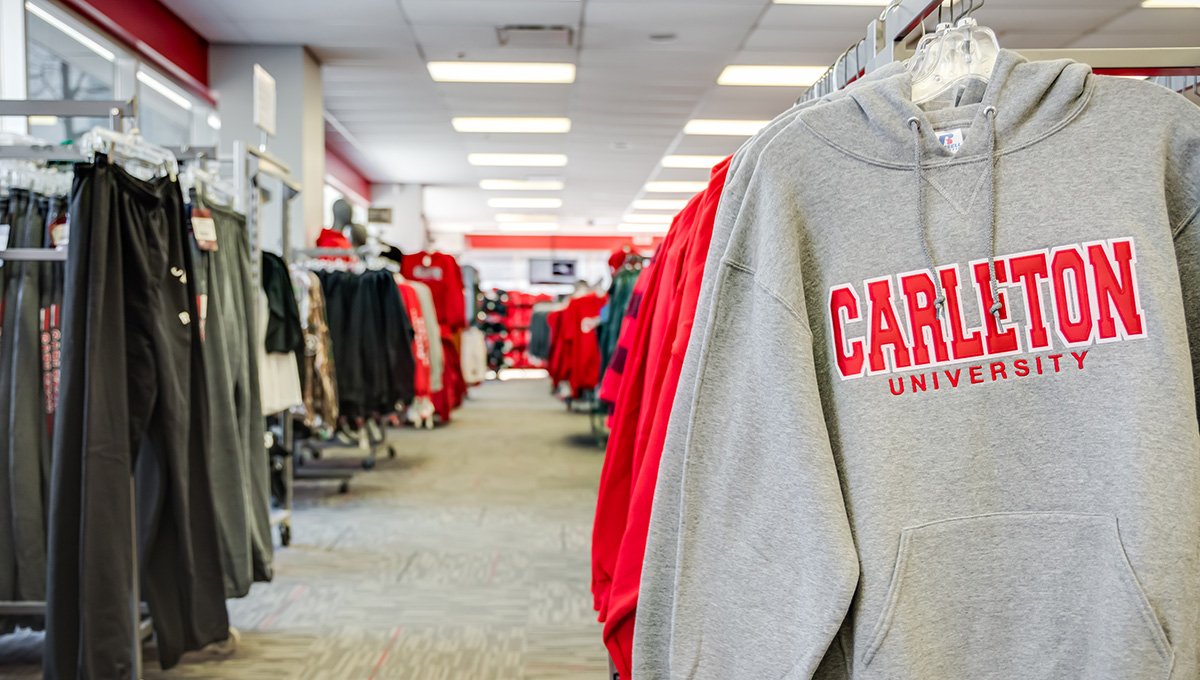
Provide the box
[209,44,325,246]
[458,249,613,294]
[370,182,427,253]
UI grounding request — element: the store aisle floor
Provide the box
[0,378,608,680]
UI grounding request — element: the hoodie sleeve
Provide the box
[634,145,859,679]
[1167,90,1200,420]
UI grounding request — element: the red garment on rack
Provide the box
[316,228,355,261]
[592,158,730,679]
[547,294,608,397]
[591,196,699,617]
[397,282,432,399]
[401,252,467,332]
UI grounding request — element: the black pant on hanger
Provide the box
[45,156,229,680]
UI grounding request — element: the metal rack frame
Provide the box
[232,139,297,544]
[0,97,150,679]
[801,0,1200,103]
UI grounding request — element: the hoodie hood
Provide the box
[800,49,1094,168]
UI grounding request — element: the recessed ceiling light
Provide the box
[1142,0,1200,6]
[428,62,576,83]
[662,155,724,169]
[718,65,827,87]
[25,2,115,62]
[772,0,889,5]
[624,214,674,224]
[207,112,222,130]
[684,119,771,136]
[488,198,563,208]
[633,199,688,211]
[469,153,568,167]
[645,181,708,193]
[480,179,565,191]
[618,223,670,233]
[452,117,572,133]
[495,214,559,223]
[499,223,559,232]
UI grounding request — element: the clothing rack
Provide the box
[290,245,400,474]
[0,97,149,680]
[800,0,1200,103]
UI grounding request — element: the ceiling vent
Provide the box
[496,25,575,49]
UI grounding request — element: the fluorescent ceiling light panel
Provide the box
[662,155,724,169]
[469,153,568,167]
[645,181,708,193]
[685,119,771,136]
[634,199,688,211]
[773,0,888,5]
[480,179,565,191]
[137,71,193,111]
[428,62,576,84]
[624,214,674,224]
[487,198,563,209]
[1141,0,1200,7]
[453,117,571,133]
[207,112,222,130]
[618,223,670,233]
[26,2,116,62]
[718,65,826,87]
[499,223,559,232]
[495,214,559,223]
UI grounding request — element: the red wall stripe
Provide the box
[55,0,215,104]
[466,235,664,251]
[325,145,373,204]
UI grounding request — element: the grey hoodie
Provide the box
[635,50,1200,679]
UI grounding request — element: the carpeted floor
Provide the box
[0,378,609,679]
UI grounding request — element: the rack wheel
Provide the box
[280,524,291,547]
[362,458,376,470]
[311,449,322,460]
[388,446,397,459]
[339,481,350,494]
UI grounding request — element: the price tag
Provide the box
[191,209,219,251]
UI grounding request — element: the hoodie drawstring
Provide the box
[908,117,947,320]
[981,105,1001,320]
[907,106,1002,324]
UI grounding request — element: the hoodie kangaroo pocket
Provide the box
[861,512,1172,680]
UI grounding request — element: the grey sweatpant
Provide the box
[191,197,272,598]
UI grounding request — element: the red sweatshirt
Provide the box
[596,159,730,678]
[397,281,432,398]
[591,199,698,617]
[401,252,467,332]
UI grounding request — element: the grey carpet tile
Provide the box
[0,378,610,679]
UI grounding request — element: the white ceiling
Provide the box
[162,0,1196,235]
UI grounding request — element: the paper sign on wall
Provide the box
[253,64,277,137]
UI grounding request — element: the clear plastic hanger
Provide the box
[908,3,1000,109]
[80,126,179,181]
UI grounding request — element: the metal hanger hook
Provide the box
[879,0,904,22]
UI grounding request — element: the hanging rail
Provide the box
[801,1,1200,102]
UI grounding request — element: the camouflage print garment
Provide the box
[292,270,339,428]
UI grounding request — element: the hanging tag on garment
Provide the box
[0,224,9,268]
[935,128,966,154]
[191,208,219,251]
